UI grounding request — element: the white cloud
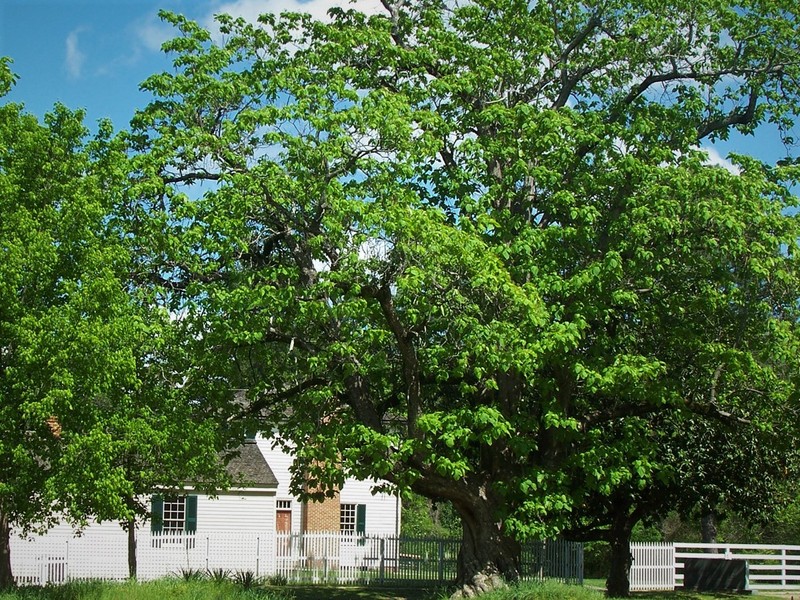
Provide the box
[133,15,175,53]
[204,0,384,34]
[65,28,87,79]
[701,146,741,175]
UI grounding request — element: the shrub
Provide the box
[231,570,259,590]
[207,568,231,584]
[264,574,287,587]
[173,567,206,582]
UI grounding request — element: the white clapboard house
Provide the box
[10,434,401,584]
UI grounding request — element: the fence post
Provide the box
[379,538,386,585]
[782,548,787,587]
[438,540,445,585]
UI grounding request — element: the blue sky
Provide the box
[0,0,794,169]
[1,0,185,130]
[0,0,381,130]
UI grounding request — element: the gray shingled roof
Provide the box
[225,441,279,489]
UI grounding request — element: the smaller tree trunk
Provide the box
[605,504,637,599]
[701,511,718,548]
[0,503,14,589]
[126,519,137,579]
[606,534,632,598]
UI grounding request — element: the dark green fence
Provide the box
[318,536,583,586]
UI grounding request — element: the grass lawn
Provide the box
[630,594,795,600]
[287,585,442,599]
[0,582,440,600]
[0,580,796,600]
[584,578,796,600]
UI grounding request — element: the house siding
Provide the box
[257,433,400,536]
[14,491,276,538]
[340,478,400,537]
[196,492,276,532]
[256,435,303,533]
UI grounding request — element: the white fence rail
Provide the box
[631,542,800,592]
[11,530,582,587]
[11,530,273,585]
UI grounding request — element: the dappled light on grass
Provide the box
[1,581,794,600]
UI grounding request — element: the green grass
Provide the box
[0,580,293,600]
[629,594,791,600]
[0,580,795,600]
[461,580,605,600]
[289,585,440,599]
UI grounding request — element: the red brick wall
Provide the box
[302,491,341,532]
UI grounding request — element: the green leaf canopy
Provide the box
[125,1,800,594]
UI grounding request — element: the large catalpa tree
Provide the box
[125,0,800,595]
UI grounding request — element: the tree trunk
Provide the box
[606,534,632,598]
[450,495,520,598]
[126,519,137,579]
[0,503,14,589]
[701,511,718,546]
[606,510,634,598]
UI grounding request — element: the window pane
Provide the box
[340,503,356,533]
[163,496,186,532]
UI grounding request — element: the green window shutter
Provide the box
[356,503,366,541]
[185,495,198,533]
[151,495,163,533]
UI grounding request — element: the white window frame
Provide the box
[162,496,186,533]
[340,503,357,534]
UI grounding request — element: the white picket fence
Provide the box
[11,530,582,587]
[631,542,800,592]
[12,530,271,585]
[11,530,395,586]
[630,542,675,591]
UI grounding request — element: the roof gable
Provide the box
[225,441,279,489]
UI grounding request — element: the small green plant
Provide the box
[232,569,259,590]
[206,568,231,584]
[265,574,288,586]
[173,566,206,581]
[476,580,604,600]
[250,588,295,600]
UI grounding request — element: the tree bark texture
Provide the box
[606,533,633,598]
[606,507,636,598]
[126,519,137,579]
[449,493,521,598]
[701,511,718,547]
[0,504,14,589]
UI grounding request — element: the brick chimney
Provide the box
[302,486,341,532]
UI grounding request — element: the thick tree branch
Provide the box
[162,170,222,185]
[371,284,422,438]
[344,373,384,432]
[242,376,327,417]
[697,85,760,140]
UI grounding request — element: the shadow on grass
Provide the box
[631,592,789,600]
[285,585,445,600]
